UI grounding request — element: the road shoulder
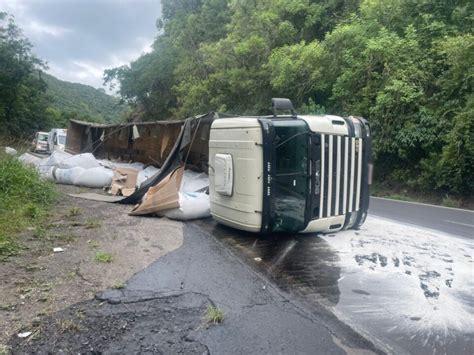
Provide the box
[1,185,183,351]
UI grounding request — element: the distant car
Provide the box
[47,128,67,153]
[31,131,49,153]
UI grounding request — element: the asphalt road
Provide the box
[104,223,381,354]
[12,222,382,354]
[369,197,474,238]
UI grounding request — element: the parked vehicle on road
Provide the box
[31,131,49,153]
[209,98,372,234]
[47,128,67,153]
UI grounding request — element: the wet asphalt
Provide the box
[370,197,473,239]
[101,222,381,354]
[186,198,474,355]
[96,198,473,354]
[191,215,473,354]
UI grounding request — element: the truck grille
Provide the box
[319,134,363,218]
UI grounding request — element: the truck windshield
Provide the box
[272,120,309,232]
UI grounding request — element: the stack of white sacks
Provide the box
[38,151,114,188]
[18,151,211,220]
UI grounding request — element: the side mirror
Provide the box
[271,98,297,119]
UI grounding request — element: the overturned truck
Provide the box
[66,99,372,234]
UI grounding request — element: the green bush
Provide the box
[95,251,113,263]
[0,155,56,259]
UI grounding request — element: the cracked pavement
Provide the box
[10,222,380,354]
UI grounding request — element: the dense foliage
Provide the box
[105,0,473,196]
[0,12,126,139]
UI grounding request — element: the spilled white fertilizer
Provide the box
[321,216,473,353]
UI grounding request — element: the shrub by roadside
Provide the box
[370,182,472,210]
[0,154,57,259]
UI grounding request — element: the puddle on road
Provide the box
[193,216,474,354]
[194,219,342,307]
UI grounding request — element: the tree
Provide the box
[0,12,51,137]
[104,0,474,196]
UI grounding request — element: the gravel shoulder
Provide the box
[0,185,183,351]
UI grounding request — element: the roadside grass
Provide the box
[205,305,224,325]
[441,195,460,208]
[95,251,113,263]
[0,151,57,260]
[88,240,100,249]
[370,182,469,209]
[85,219,101,229]
[0,343,10,355]
[56,318,81,333]
[65,207,82,218]
[113,281,125,289]
[0,135,31,155]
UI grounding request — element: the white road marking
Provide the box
[371,196,474,213]
[444,220,474,228]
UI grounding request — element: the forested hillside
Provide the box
[0,12,126,139]
[43,73,128,124]
[105,0,473,197]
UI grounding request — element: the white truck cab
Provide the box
[31,131,49,153]
[47,128,67,153]
[209,98,372,234]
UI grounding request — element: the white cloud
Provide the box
[25,20,71,38]
[47,60,103,89]
[0,0,71,39]
[108,37,154,68]
[63,37,155,90]
[2,0,160,90]
[71,60,104,80]
[47,37,152,90]
[0,0,28,16]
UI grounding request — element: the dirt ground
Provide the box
[8,292,211,354]
[0,185,183,352]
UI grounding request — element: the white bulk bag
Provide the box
[5,147,17,156]
[60,153,101,169]
[181,170,209,192]
[136,166,161,188]
[38,151,71,176]
[73,167,114,188]
[50,167,85,185]
[157,192,210,220]
[49,166,113,188]
[18,153,42,167]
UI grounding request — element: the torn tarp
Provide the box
[119,112,216,205]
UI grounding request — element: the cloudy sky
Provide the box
[0,0,161,89]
